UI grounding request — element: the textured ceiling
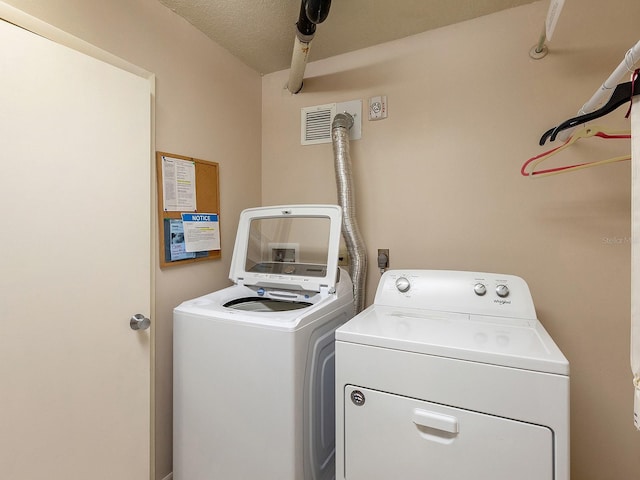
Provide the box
[157,0,536,74]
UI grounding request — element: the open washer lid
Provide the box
[229,205,343,293]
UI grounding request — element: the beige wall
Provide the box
[3,1,261,479]
[262,1,640,478]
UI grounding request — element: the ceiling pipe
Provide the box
[304,0,331,23]
[287,0,332,94]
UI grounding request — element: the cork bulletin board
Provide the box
[155,151,220,268]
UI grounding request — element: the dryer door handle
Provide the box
[412,409,459,435]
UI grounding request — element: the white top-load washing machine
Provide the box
[335,270,569,480]
[173,205,355,480]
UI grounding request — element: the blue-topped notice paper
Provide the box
[181,213,220,252]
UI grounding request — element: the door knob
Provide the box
[130,313,151,331]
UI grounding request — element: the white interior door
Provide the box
[0,17,152,479]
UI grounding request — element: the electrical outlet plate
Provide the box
[269,243,299,262]
[369,95,388,121]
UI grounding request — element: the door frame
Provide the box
[0,2,157,478]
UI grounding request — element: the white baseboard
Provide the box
[162,473,173,480]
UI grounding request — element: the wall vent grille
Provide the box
[301,103,336,145]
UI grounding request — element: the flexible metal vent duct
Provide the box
[332,113,367,313]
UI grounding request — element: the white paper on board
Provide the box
[162,156,196,212]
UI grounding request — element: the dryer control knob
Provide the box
[496,284,510,298]
[395,277,411,293]
[474,283,487,296]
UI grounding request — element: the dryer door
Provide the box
[343,386,553,480]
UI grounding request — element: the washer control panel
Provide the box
[377,270,536,320]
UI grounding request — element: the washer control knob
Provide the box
[395,277,411,293]
[473,283,487,296]
[496,284,510,298]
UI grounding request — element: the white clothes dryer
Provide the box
[335,270,569,480]
[174,205,355,480]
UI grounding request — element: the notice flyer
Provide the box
[181,213,220,252]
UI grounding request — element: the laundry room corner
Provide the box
[4,0,640,478]
[261,0,640,478]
